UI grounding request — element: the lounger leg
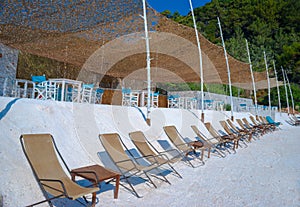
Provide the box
[143,172,157,188]
[121,176,143,198]
[168,164,182,178]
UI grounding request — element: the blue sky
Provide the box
[147,0,211,15]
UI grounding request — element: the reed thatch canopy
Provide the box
[0,0,276,90]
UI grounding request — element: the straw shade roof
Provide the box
[0,0,273,90]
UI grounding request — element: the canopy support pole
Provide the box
[189,0,204,122]
[218,17,234,121]
[284,69,295,114]
[142,0,151,125]
[281,66,290,114]
[263,51,271,116]
[245,39,258,118]
[273,60,281,116]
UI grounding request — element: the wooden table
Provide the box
[71,164,120,199]
[188,141,211,161]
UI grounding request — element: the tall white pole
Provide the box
[245,39,258,117]
[142,0,151,124]
[189,0,204,122]
[282,66,290,114]
[273,60,281,115]
[263,51,271,116]
[284,69,295,114]
[217,17,234,120]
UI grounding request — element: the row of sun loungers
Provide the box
[287,114,300,126]
[20,115,281,206]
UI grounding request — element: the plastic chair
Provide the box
[31,75,47,100]
[122,88,139,106]
[151,92,159,108]
[93,88,104,104]
[167,95,179,108]
[81,84,94,103]
[121,88,131,106]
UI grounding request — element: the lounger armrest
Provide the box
[175,142,190,148]
[135,155,159,164]
[220,134,234,140]
[39,178,68,196]
[160,148,180,154]
[205,137,216,142]
[155,153,172,162]
[164,147,191,157]
[115,158,141,169]
[146,153,171,163]
[160,148,182,160]
[115,158,134,164]
[207,136,227,143]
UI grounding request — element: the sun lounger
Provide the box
[20,134,99,207]
[266,116,281,128]
[99,133,171,198]
[288,114,300,126]
[190,125,226,157]
[219,120,246,148]
[163,125,207,167]
[226,119,252,142]
[236,119,259,139]
[258,116,275,131]
[129,131,182,178]
[204,122,237,152]
[245,117,266,135]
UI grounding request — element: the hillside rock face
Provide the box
[0,43,18,96]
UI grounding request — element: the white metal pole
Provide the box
[273,60,281,115]
[142,0,151,123]
[217,17,234,120]
[245,39,258,117]
[3,78,8,96]
[284,69,295,114]
[263,51,271,116]
[281,66,290,114]
[189,0,204,121]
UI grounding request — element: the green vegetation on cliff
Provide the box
[162,0,300,108]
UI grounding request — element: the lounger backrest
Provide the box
[242,118,251,128]
[191,125,205,140]
[266,116,274,124]
[163,126,188,151]
[191,125,219,145]
[204,122,219,138]
[99,133,135,170]
[227,119,239,131]
[219,121,232,135]
[21,134,67,179]
[250,116,258,125]
[262,116,269,124]
[259,116,266,124]
[129,131,156,157]
[236,119,246,129]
